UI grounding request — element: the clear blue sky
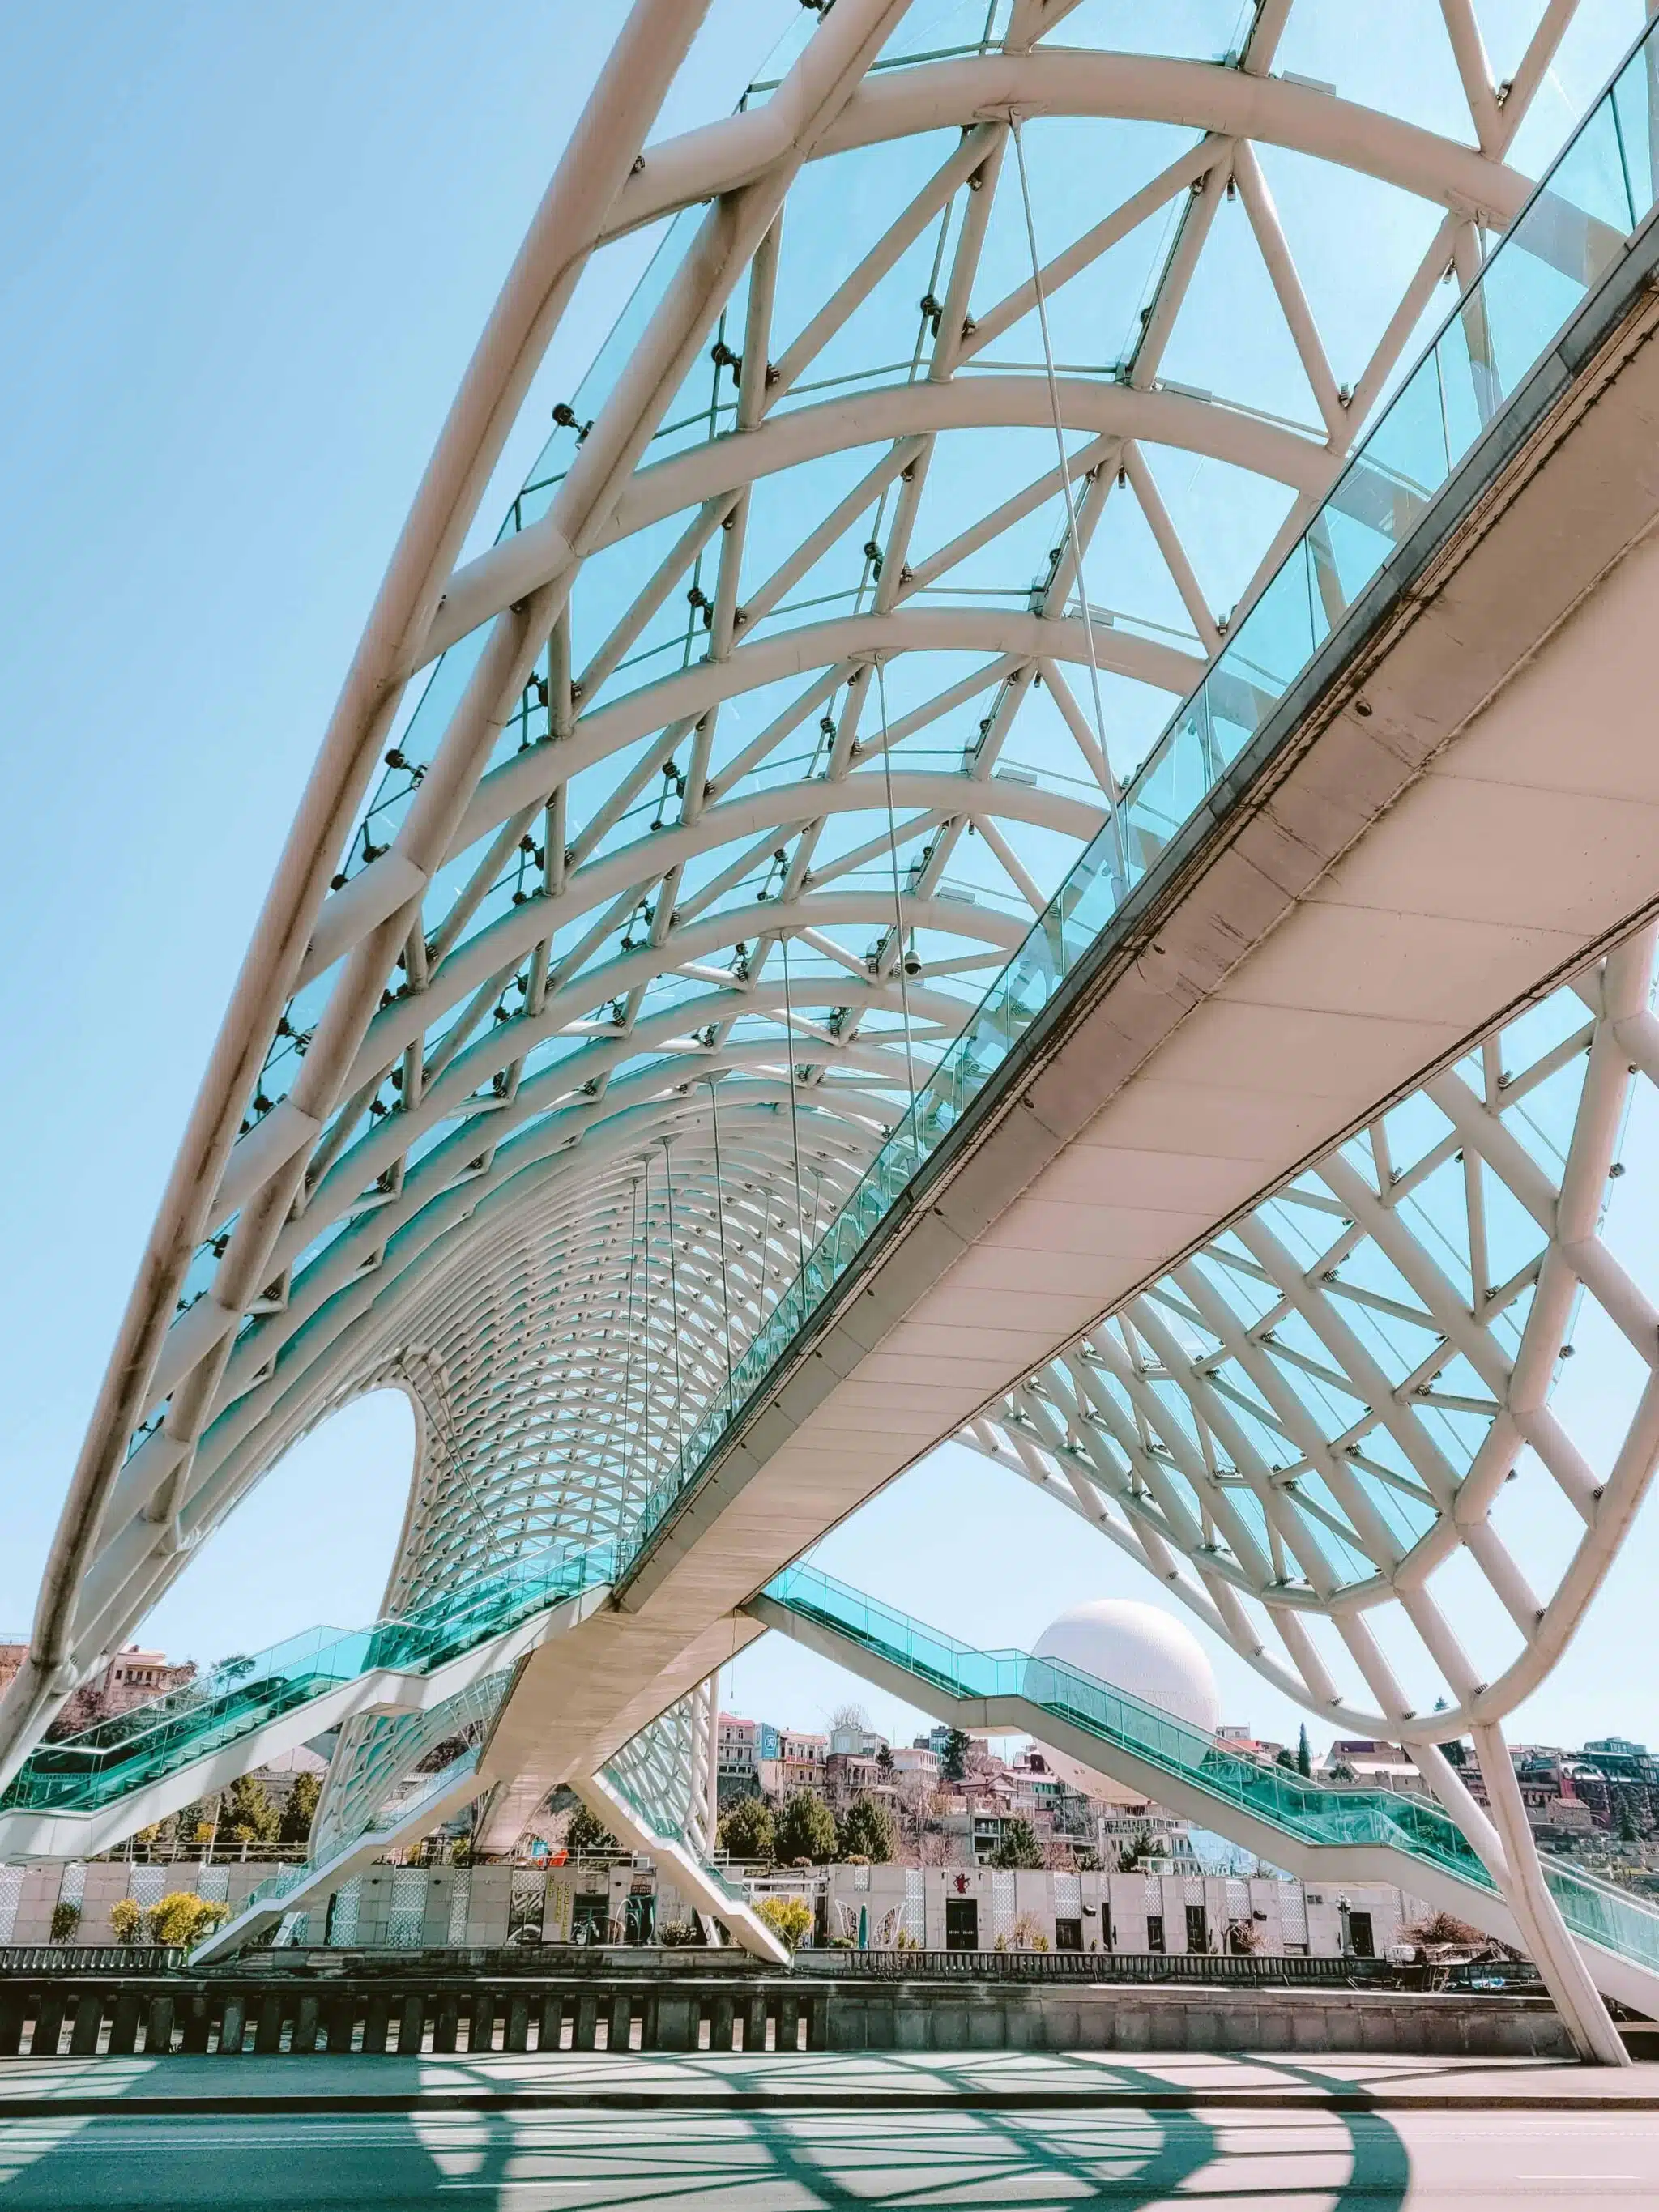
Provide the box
[2,0,1657,1765]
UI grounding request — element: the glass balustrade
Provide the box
[237,1748,486,1923]
[765,1562,1659,1975]
[2,1542,614,1818]
[618,16,1659,1578]
[597,1763,749,1904]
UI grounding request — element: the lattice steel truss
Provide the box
[6,0,1643,1836]
[963,927,1659,1746]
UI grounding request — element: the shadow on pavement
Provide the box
[0,2054,1415,2208]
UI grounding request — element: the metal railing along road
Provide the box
[790,1949,1538,1991]
[0,1961,1574,2062]
[0,1946,185,1977]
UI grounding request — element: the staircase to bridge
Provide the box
[0,1546,610,1865]
[751,1563,1659,2022]
[19,1545,1659,2019]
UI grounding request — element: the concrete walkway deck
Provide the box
[1,2048,1655,2116]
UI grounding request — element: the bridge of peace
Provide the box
[15,0,1659,2197]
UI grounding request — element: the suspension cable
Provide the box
[1011,113,1129,892]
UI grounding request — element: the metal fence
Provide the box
[791,1950,1420,1987]
[0,1972,818,2059]
[0,1946,184,1976]
[0,1959,1570,2062]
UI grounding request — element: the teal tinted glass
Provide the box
[766,1562,1659,1974]
[2,1542,613,1818]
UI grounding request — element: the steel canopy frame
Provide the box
[4,0,1631,1899]
[960,929,1659,1755]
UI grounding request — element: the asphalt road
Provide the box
[0,2104,1653,2208]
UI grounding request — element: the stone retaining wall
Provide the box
[0,1968,1576,2061]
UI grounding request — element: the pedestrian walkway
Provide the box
[2,2047,1656,2116]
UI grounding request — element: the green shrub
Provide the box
[109,1898,143,1946]
[49,1901,81,1944]
[756,1894,812,1950]
[146,1892,229,1947]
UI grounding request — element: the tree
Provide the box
[174,1794,221,1848]
[990,1817,1043,1869]
[1325,1759,1357,1785]
[940,1728,971,1784]
[109,1898,143,1946]
[876,1744,894,1774]
[279,1771,322,1848]
[756,1894,812,1950]
[829,1702,869,1734]
[215,1654,258,1683]
[1274,1748,1297,1771]
[774,1789,838,1864]
[565,1803,616,1854]
[45,1683,108,1741]
[1404,1908,1487,1953]
[416,1734,471,1774]
[224,1773,279,1846]
[1007,1911,1049,1951]
[49,1901,81,1944]
[838,1795,895,1864]
[147,1892,229,1947]
[1296,1725,1312,1779]
[1618,1802,1641,1845]
[718,1796,775,1860]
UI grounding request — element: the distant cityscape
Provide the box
[9,1628,1659,1903]
[715,1706,1659,1894]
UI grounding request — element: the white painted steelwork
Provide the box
[8,0,1609,1785]
[11,0,1657,2052]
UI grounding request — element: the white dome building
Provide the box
[1033,1600,1220,1735]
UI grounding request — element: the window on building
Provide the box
[1348,1910,1375,1959]
[1146,1914,1165,1954]
[1054,1917,1082,1953]
[1185,1904,1209,1954]
[945,1898,979,1951]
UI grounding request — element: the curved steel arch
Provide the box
[4,0,1621,1813]
[961,929,1659,1752]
